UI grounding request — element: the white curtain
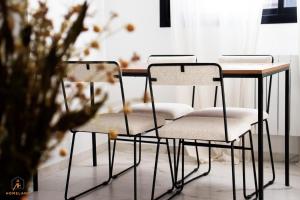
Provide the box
[171,0,263,162]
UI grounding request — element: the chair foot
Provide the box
[175,141,211,187]
[152,139,186,200]
[111,136,142,179]
[243,121,276,199]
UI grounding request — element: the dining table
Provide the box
[121,62,290,200]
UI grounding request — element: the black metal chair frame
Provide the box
[62,61,151,200]
[215,55,276,198]
[148,63,258,200]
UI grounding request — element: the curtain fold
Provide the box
[171,0,263,162]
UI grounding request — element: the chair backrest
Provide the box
[148,55,197,64]
[217,55,274,112]
[219,55,274,64]
[63,61,120,83]
[61,61,130,134]
[149,63,221,86]
[146,55,198,107]
[148,63,230,142]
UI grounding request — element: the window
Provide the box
[262,0,297,24]
[160,0,297,27]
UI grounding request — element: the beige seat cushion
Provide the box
[189,107,268,125]
[158,116,250,141]
[131,103,194,120]
[75,113,165,135]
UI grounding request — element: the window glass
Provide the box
[284,0,297,8]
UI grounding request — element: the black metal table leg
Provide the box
[285,69,290,186]
[258,77,264,200]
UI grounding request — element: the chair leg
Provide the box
[65,133,112,200]
[167,139,185,200]
[231,141,236,200]
[249,131,258,199]
[176,141,211,187]
[133,136,137,200]
[179,140,201,181]
[151,139,161,200]
[265,120,276,185]
[242,132,258,200]
[244,120,276,198]
[111,139,117,175]
[242,136,247,199]
[65,133,76,200]
[111,136,142,179]
[166,139,176,190]
[92,133,97,166]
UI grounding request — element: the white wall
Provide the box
[257,23,299,55]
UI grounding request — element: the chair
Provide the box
[62,61,165,200]
[197,55,275,198]
[130,55,206,186]
[149,63,257,200]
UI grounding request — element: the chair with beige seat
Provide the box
[149,63,258,200]
[62,61,165,200]
[198,55,275,198]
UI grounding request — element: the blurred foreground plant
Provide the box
[0,1,139,198]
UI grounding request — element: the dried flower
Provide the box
[125,24,135,32]
[110,12,119,19]
[84,48,90,56]
[82,26,89,32]
[131,52,140,62]
[109,129,118,140]
[90,40,100,49]
[71,5,82,13]
[68,76,77,82]
[123,103,132,114]
[0,0,138,192]
[106,72,115,84]
[95,88,102,95]
[59,148,68,157]
[143,92,151,103]
[76,82,84,91]
[55,131,65,142]
[93,25,102,33]
[119,59,129,69]
[96,64,105,71]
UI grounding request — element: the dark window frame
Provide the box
[262,0,297,24]
[160,0,171,27]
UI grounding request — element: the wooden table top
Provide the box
[121,62,290,77]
